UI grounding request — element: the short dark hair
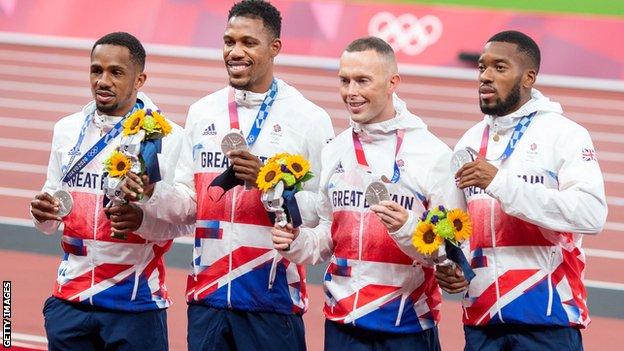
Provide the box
[91,32,145,71]
[345,36,395,57]
[487,30,541,72]
[228,0,282,39]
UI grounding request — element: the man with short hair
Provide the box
[121,1,334,350]
[30,32,189,350]
[271,36,464,351]
[436,30,607,351]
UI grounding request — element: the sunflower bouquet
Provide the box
[256,152,313,227]
[412,206,471,255]
[412,205,475,281]
[102,108,172,239]
[257,153,313,192]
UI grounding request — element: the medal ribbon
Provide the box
[479,112,536,160]
[227,79,279,147]
[352,129,405,183]
[60,101,143,184]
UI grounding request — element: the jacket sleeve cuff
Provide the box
[388,211,418,256]
[388,211,416,243]
[135,182,162,213]
[485,168,507,199]
[278,228,311,264]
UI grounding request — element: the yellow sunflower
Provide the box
[285,154,310,179]
[151,110,172,136]
[105,151,132,178]
[412,221,443,255]
[256,161,283,191]
[123,109,146,136]
[267,152,291,165]
[447,209,472,242]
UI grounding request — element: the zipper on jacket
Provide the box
[267,252,279,290]
[395,293,409,326]
[489,198,504,323]
[90,187,100,306]
[350,209,366,326]
[226,188,237,309]
[131,250,145,301]
[546,247,556,316]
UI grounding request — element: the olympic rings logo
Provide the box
[368,12,443,55]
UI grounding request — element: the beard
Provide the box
[96,101,118,114]
[229,81,251,91]
[95,89,135,116]
[480,79,521,116]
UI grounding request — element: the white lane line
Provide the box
[585,249,624,260]
[0,216,34,227]
[0,161,47,173]
[0,80,199,107]
[605,222,624,232]
[0,186,37,198]
[0,96,83,112]
[9,341,47,350]
[0,137,51,151]
[0,94,188,122]
[0,116,55,130]
[585,280,624,291]
[12,332,48,344]
[605,173,624,183]
[0,80,90,97]
[598,152,624,163]
[607,197,624,206]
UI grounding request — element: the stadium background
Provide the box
[0,0,622,349]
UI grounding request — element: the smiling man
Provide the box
[29,32,188,350]
[119,1,334,350]
[271,37,464,351]
[436,31,607,351]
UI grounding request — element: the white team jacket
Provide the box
[281,95,465,333]
[456,89,607,327]
[137,79,334,314]
[33,92,191,312]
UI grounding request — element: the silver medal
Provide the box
[450,148,476,173]
[365,181,390,206]
[221,131,248,154]
[53,189,73,217]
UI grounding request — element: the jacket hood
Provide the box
[350,94,427,141]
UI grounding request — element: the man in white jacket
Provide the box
[121,1,334,350]
[271,37,464,350]
[29,32,190,350]
[436,30,607,351]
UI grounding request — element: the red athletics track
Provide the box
[0,43,623,350]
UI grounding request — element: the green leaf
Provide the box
[299,172,315,183]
